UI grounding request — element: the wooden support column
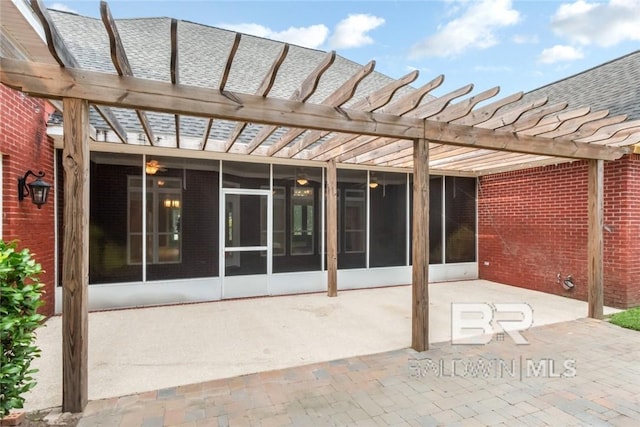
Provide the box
[587,159,604,319]
[412,138,429,351]
[62,98,90,412]
[327,160,338,297]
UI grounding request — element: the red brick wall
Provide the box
[478,154,640,308]
[1,85,56,316]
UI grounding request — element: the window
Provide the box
[291,186,314,255]
[445,176,476,263]
[369,172,406,267]
[261,186,286,255]
[344,189,365,253]
[129,176,182,264]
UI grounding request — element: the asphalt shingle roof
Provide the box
[47,9,638,154]
[48,9,413,145]
[520,50,640,121]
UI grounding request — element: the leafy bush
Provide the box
[0,241,46,417]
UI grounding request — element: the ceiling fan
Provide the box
[145,160,167,175]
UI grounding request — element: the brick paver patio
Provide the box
[77,319,639,426]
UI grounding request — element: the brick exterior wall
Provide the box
[478,154,640,308]
[1,85,56,316]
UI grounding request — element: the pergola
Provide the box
[2,0,640,413]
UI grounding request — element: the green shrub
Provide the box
[609,307,640,331]
[0,241,46,417]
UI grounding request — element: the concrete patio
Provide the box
[25,280,622,413]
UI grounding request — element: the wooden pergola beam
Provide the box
[267,60,376,156]
[326,160,338,297]
[588,159,604,319]
[61,97,90,412]
[423,119,627,161]
[283,69,420,158]
[0,58,632,161]
[0,58,424,139]
[170,19,180,148]
[100,0,155,145]
[452,91,523,126]
[224,43,289,152]
[202,33,242,150]
[306,74,445,160]
[30,0,128,143]
[242,50,336,154]
[412,138,429,351]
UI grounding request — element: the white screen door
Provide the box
[221,189,271,298]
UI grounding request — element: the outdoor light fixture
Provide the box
[17,170,51,209]
[369,175,379,189]
[557,273,575,291]
[296,171,308,186]
[146,160,160,175]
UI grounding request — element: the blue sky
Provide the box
[45,0,640,98]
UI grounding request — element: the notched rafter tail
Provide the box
[201,32,242,150]
[30,0,127,143]
[412,83,474,119]
[100,0,154,145]
[305,74,446,161]
[479,97,549,130]
[242,50,336,155]
[286,69,422,159]
[225,43,289,153]
[170,18,180,148]
[540,110,611,139]
[497,101,568,132]
[267,60,376,157]
[452,91,524,126]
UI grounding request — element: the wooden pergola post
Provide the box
[61,97,90,412]
[326,159,338,297]
[412,138,429,351]
[587,159,604,319]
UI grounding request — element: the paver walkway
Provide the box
[76,319,640,426]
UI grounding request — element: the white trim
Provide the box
[321,167,325,272]
[225,246,268,252]
[218,162,224,293]
[53,151,58,287]
[366,170,370,269]
[142,155,148,282]
[441,176,446,264]
[270,271,325,295]
[222,188,271,196]
[267,164,273,280]
[55,277,222,313]
[51,260,478,313]
[405,172,410,266]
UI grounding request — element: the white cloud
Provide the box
[328,14,385,49]
[537,45,584,64]
[49,2,78,13]
[551,0,640,46]
[218,23,329,49]
[512,34,539,44]
[409,0,520,59]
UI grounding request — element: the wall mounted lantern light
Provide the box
[18,170,51,209]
